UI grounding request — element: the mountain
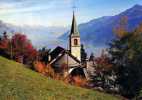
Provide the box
[60,4,142,48]
[1,4,142,55]
[15,26,68,48]
[0,21,68,48]
[0,56,120,100]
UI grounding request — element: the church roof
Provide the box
[49,46,65,60]
[70,12,80,36]
[49,46,80,65]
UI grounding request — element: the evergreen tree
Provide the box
[38,47,51,64]
[89,53,95,61]
[81,44,87,64]
[109,25,142,98]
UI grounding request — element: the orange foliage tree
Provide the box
[113,16,128,38]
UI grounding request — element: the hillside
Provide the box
[0,56,120,100]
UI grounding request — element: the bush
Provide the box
[34,61,46,74]
[72,75,87,87]
[45,64,55,78]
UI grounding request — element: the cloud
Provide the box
[0,0,79,26]
[0,0,54,14]
[0,0,77,13]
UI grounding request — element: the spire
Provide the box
[70,11,80,36]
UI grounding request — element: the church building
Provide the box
[47,12,87,78]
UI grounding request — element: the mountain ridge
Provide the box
[60,4,142,48]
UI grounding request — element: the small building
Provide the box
[47,46,87,77]
[49,46,81,72]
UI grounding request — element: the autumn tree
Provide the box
[113,16,128,38]
[0,32,37,65]
[92,51,115,91]
[11,33,37,64]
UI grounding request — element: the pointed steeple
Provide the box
[69,11,81,61]
[70,11,80,36]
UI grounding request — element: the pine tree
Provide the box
[81,44,87,65]
[109,24,142,98]
[89,53,95,61]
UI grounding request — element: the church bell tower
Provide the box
[69,12,81,61]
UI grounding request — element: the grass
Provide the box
[0,56,121,100]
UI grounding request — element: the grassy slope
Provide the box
[0,56,120,100]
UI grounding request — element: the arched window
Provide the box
[74,39,78,45]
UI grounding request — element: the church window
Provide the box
[74,39,78,45]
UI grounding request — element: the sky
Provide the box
[0,0,142,27]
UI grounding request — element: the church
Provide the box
[47,12,88,78]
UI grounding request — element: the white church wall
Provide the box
[71,47,81,61]
[53,53,80,68]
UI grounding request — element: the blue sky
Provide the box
[0,0,142,27]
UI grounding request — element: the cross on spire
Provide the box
[72,4,76,11]
[72,0,77,12]
[70,0,79,36]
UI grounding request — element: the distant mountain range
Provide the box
[0,4,142,55]
[60,4,142,48]
[0,21,68,48]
